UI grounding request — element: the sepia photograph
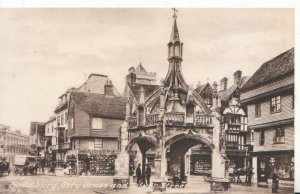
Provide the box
[0,8,295,194]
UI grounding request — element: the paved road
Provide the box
[0,175,294,194]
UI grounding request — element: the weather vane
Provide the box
[172,8,178,19]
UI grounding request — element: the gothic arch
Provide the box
[165,132,215,150]
[126,135,158,153]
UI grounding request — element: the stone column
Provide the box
[211,116,226,178]
[252,156,258,184]
[113,121,130,188]
[185,149,191,178]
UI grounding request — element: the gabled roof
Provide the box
[135,63,147,74]
[218,85,238,102]
[128,83,160,103]
[195,84,207,94]
[70,91,126,120]
[242,48,294,91]
[218,76,250,102]
[54,101,68,113]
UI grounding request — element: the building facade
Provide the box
[0,124,30,165]
[47,73,121,168]
[29,122,46,157]
[44,117,56,167]
[218,71,250,169]
[240,48,294,184]
[68,91,126,175]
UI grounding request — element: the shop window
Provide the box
[92,118,103,129]
[274,128,285,144]
[271,96,281,113]
[259,130,265,145]
[255,103,261,118]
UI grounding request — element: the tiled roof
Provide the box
[242,48,294,91]
[218,85,237,102]
[70,91,126,119]
[218,76,250,102]
[128,83,160,103]
[54,101,68,113]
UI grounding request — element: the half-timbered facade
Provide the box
[219,71,250,168]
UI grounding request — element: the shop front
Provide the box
[67,150,119,176]
[190,146,212,176]
[255,150,294,181]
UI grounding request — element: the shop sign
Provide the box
[88,150,120,155]
[88,142,94,150]
[67,150,79,155]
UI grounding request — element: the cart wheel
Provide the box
[229,176,235,182]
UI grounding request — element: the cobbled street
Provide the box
[0,175,294,194]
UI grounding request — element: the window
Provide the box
[271,96,281,113]
[57,116,60,126]
[259,130,265,145]
[69,118,74,129]
[229,115,241,124]
[255,103,261,118]
[65,112,68,123]
[274,128,285,144]
[92,118,103,129]
[251,130,254,142]
[61,114,64,125]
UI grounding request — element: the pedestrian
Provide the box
[145,164,151,186]
[272,170,279,193]
[247,167,253,186]
[136,163,142,186]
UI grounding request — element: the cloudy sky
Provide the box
[0,9,294,134]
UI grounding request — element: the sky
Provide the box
[0,8,294,135]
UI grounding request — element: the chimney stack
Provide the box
[220,77,228,91]
[234,70,242,87]
[104,79,114,95]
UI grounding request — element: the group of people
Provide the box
[0,158,10,175]
[135,163,152,186]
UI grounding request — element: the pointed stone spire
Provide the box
[170,13,180,42]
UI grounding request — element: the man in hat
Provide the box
[136,163,142,186]
[145,164,151,186]
[272,170,279,193]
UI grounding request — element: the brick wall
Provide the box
[74,106,91,136]
[247,93,294,126]
[253,124,294,152]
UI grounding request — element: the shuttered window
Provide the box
[92,118,103,129]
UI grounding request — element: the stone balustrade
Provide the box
[165,112,185,125]
[127,113,214,128]
[128,117,137,128]
[146,114,159,126]
[195,114,213,127]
